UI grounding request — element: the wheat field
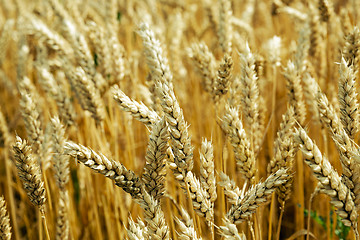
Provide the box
[0,0,360,239]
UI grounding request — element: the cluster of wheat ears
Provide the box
[1,0,360,239]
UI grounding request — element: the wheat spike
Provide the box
[18,78,43,153]
[71,67,105,123]
[238,43,261,150]
[226,168,289,224]
[65,141,143,199]
[338,57,359,139]
[13,136,46,207]
[56,190,69,240]
[126,217,146,240]
[142,117,169,200]
[0,196,11,240]
[283,60,306,125]
[219,217,246,240]
[185,171,213,224]
[112,85,160,127]
[218,0,233,54]
[294,128,358,228]
[156,81,194,188]
[189,42,217,94]
[268,107,296,205]
[137,190,170,240]
[221,106,256,184]
[343,27,360,68]
[214,54,233,98]
[219,172,247,205]
[199,139,217,205]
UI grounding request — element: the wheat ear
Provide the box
[12,137,45,207]
[268,107,296,205]
[218,0,233,54]
[219,217,246,240]
[112,85,160,127]
[343,27,360,67]
[338,57,359,139]
[214,54,233,99]
[18,78,43,153]
[37,66,76,126]
[283,60,306,125]
[136,190,170,240]
[13,136,46,207]
[185,171,214,224]
[126,217,146,240]
[200,139,217,206]
[218,172,247,205]
[25,15,73,57]
[0,196,11,240]
[65,141,143,199]
[221,106,256,184]
[188,42,217,94]
[226,168,289,224]
[175,218,202,240]
[156,81,194,188]
[138,22,173,112]
[316,91,358,195]
[71,67,105,123]
[238,43,261,150]
[142,117,169,201]
[294,128,358,229]
[51,117,70,239]
[318,0,333,22]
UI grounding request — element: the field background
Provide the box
[0,0,358,239]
